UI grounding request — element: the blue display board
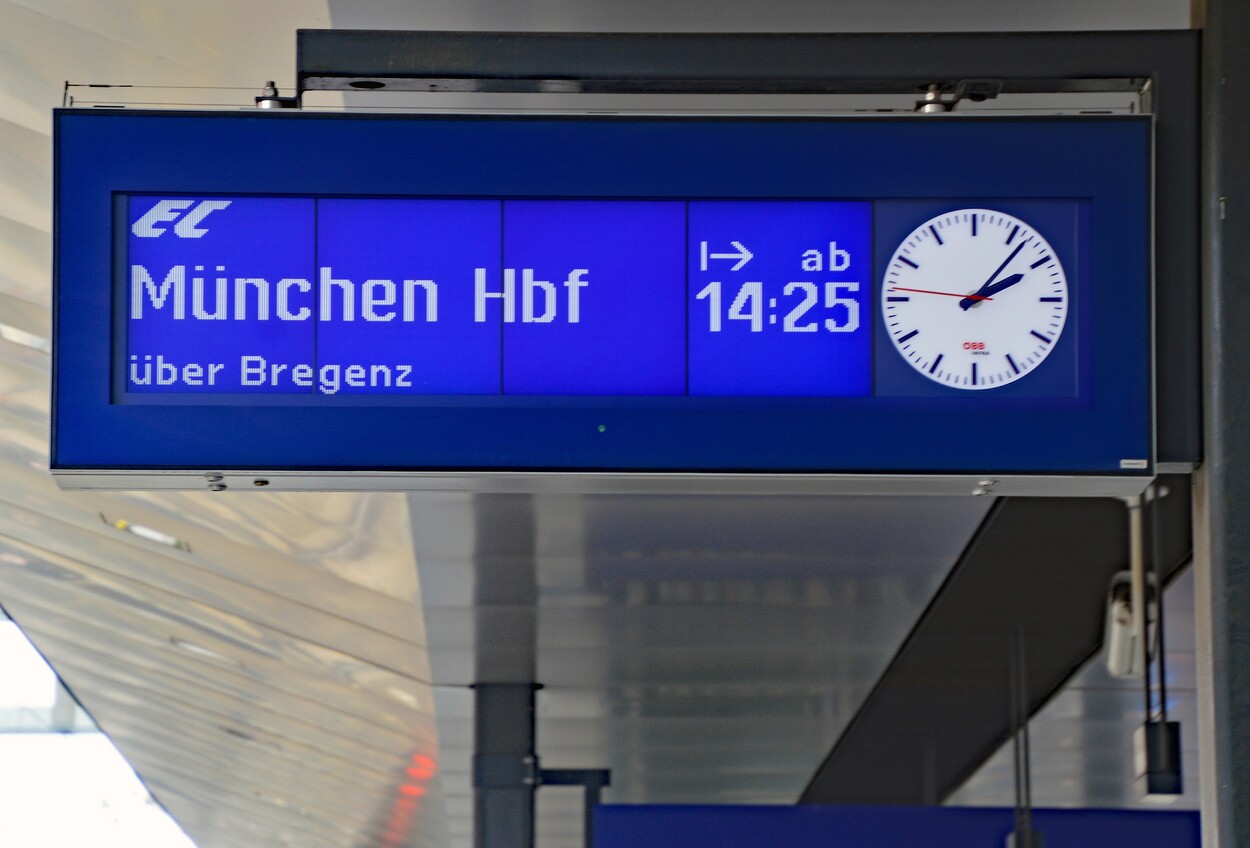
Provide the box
[595,805,1199,848]
[122,196,872,399]
[53,111,1152,478]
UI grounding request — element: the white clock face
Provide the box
[882,208,1069,390]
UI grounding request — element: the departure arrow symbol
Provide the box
[700,240,753,272]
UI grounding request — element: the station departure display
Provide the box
[123,196,1079,401]
[54,111,1151,480]
[125,196,874,399]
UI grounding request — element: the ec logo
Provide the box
[131,199,232,238]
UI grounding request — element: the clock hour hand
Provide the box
[959,272,1024,311]
[979,241,1026,291]
[958,241,1027,310]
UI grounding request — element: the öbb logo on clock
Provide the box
[882,208,1068,391]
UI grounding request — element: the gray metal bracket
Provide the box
[472,683,610,848]
[473,753,539,789]
[295,30,1153,98]
[540,769,612,848]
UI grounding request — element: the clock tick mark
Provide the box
[898,329,919,343]
[930,224,944,245]
[1006,354,1020,374]
[929,354,943,374]
[1006,224,1019,244]
[1031,330,1052,344]
[899,256,919,269]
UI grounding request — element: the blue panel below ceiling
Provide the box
[595,804,1200,848]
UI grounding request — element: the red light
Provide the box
[380,754,435,845]
[406,754,437,780]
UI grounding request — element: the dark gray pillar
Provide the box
[474,683,539,848]
[1196,0,1250,845]
[469,495,540,848]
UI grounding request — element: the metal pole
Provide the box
[1149,490,1169,724]
[1126,496,1147,683]
[583,775,603,848]
[474,684,539,848]
[1196,0,1250,842]
[1008,628,1039,848]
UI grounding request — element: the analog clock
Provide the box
[882,208,1069,390]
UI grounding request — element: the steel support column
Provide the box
[474,683,539,848]
[1196,0,1250,844]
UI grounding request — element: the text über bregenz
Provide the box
[128,263,590,392]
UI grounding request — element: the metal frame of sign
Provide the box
[52,108,1152,494]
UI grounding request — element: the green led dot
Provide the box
[597,424,607,433]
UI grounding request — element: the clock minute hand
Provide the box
[979,241,1026,291]
[959,272,1025,311]
[958,240,1028,311]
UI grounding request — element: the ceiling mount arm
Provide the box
[294,29,1149,102]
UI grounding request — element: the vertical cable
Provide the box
[1010,628,1034,847]
[1126,496,1151,721]
[1150,486,1170,723]
[1010,634,1023,838]
[1018,627,1033,844]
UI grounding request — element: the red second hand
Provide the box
[891,286,992,301]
